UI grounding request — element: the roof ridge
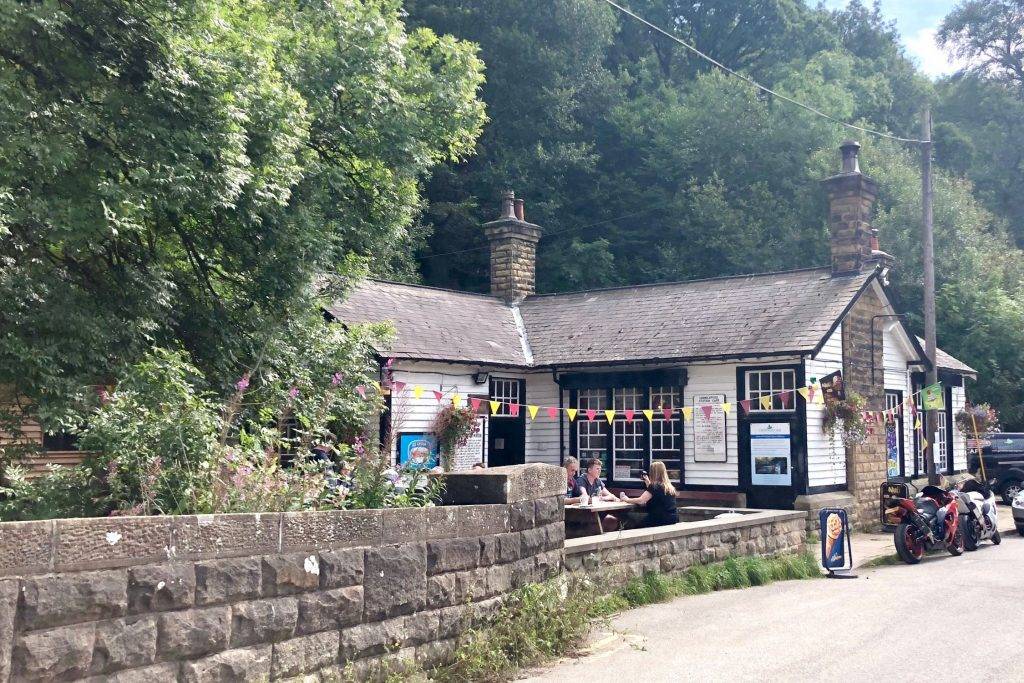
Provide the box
[361,278,502,300]
[521,265,841,300]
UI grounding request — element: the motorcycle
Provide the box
[886,484,964,564]
[957,478,1001,550]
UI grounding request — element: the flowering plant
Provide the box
[955,403,999,437]
[823,392,868,448]
[432,404,480,471]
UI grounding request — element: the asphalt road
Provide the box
[525,517,1024,681]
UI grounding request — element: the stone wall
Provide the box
[842,284,888,528]
[0,464,565,682]
[563,509,807,590]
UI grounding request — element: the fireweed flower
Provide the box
[235,374,250,392]
[332,372,343,386]
[288,386,299,399]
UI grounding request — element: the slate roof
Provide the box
[916,337,977,376]
[325,280,529,366]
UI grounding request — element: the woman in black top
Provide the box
[619,461,678,527]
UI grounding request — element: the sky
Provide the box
[822,0,967,78]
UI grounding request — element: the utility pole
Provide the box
[921,106,940,486]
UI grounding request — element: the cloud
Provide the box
[904,27,970,78]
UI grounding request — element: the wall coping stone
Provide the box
[564,508,806,555]
[439,464,563,505]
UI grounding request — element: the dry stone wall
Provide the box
[0,464,565,682]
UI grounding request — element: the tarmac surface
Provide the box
[524,510,1022,681]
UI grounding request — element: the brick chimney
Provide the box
[822,141,893,276]
[483,191,542,303]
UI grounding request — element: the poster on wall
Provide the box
[397,433,439,470]
[886,421,900,478]
[750,422,792,486]
[693,393,727,462]
[452,416,487,471]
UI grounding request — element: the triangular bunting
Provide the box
[432,390,444,402]
[546,407,558,420]
[624,409,635,421]
[701,404,714,420]
[914,417,922,430]
[489,400,501,415]
[470,397,482,412]
[779,391,791,408]
[567,408,578,422]
[604,409,616,424]
[662,407,674,420]
[509,403,521,417]
[722,402,732,414]
[739,399,751,414]
[413,385,424,399]
[527,405,539,420]
[356,385,366,399]
[681,407,693,421]
[452,393,463,407]
[797,387,809,401]
[759,395,772,410]
[586,409,597,421]
[392,381,406,393]
[922,438,929,449]
[642,409,654,422]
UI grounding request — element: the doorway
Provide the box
[487,377,526,467]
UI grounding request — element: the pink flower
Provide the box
[332,372,343,386]
[235,374,250,392]
[288,386,299,399]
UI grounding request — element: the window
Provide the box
[650,386,681,481]
[42,430,79,451]
[576,388,608,462]
[489,378,520,417]
[936,409,948,472]
[612,387,644,481]
[746,370,796,412]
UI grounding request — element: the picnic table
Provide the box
[564,501,632,535]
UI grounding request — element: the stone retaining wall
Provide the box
[564,508,808,590]
[0,464,565,682]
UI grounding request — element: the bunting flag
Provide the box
[489,400,501,415]
[624,409,635,421]
[452,393,463,407]
[509,403,521,417]
[642,409,654,422]
[914,417,922,430]
[586,409,597,421]
[470,397,482,412]
[432,390,444,402]
[567,408,578,422]
[922,438,929,449]
[797,387,809,402]
[413,385,424,399]
[681,407,693,421]
[662,407,674,420]
[779,391,791,408]
[373,381,382,393]
[546,407,558,420]
[739,399,752,415]
[759,395,772,411]
[722,402,732,415]
[808,385,817,404]
[528,405,539,420]
[604,409,616,424]
[391,381,406,393]
[701,404,714,420]
[356,385,367,399]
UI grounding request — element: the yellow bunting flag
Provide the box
[452,393,462,407]
[527,405,539,420]
[681,407,693,421]
[566,408,578,422]
[722,402,732,414]
[642,409,654,422]
[922,438,929,450]
[914,418,922,430]
[413,385,423,399]
[797,387,810,401]
[760,395,772,410]
[604,409,616,424]
[374,381,382,393]
[489,400,501,415]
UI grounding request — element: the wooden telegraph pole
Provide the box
[920,106,940,486]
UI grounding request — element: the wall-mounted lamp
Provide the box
[473,371,490,386]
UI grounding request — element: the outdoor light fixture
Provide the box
[473,371,490,386]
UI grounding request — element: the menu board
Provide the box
[452,416,486,471]
[692,393,727,462]
[750,422,791,486]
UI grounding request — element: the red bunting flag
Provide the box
[392,381,406,393]
[546,407,558,419]
[586,409,597,421]
[470,397,482,412]
[739,399,752,414]
[807,385,817,403]
[779,391,791,408]
[624,409,635,421]
[356,385,366,399]
[509,403,521,417]
[432,390,443,402]
[701,404,713,420]
[662,407,674,421]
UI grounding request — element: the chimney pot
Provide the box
[870,228,880,252]
[500,190,516,219]
[840,140,861,174]
[514,198,525,221]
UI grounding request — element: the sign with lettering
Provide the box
[880,481,909,527]
[692,393,727,462]
[453,416,486,471]
[819,370,846,406]
[750,422,791,486]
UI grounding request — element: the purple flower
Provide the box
[288,386,299,399]
[332,372,343,386]
[235,374,250,392]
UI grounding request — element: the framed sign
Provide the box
[692,393,727,462]
[819,370,846,406]
[880,482,909,527]
[452,416,486,471]
[397,433,438,470]
[750,422,791,486]
[819,507,852,572]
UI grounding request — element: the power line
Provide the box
[600,0,926,145]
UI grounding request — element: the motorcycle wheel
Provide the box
[948,523,965,556]
[992,529,1002,545]
[963,516,979,552]
[895,523,924,564]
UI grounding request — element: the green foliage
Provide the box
[0,0,485,436]
[823,392,868,448]
[0,464,103,521]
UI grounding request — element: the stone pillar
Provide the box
[821,141,878,276]
[841,286,888,527]
[483,191,542,303]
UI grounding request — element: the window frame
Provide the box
[745,369,797,413]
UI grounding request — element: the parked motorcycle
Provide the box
[957,478,1001,550]
[886,484,965,564]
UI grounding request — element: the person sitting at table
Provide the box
[563,456,585,504]
[619,460,678,528]
[579,457,619,531]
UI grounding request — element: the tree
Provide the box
[0,0,485,433]
[938,0,1024,87]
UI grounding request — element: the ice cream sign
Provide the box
[819,507,853,574]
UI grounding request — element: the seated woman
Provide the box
[619,461,678,528]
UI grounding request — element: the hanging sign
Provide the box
[922,383,945,410]
[750,422,791,486]
[818,371,846,406]
[693,393,727,462]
